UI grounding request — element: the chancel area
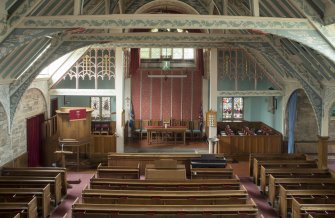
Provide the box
[1,0,335,217]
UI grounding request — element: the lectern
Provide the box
[56,107,93,169]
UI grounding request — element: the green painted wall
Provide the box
[53,95,116,121]
[217,96,282,132]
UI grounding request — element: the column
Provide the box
[124,77,131,137]
[317,135,329,169]
[115,47,124,152]
[208,48,218,153]
[202,78,208,132]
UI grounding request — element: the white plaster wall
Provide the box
[11,88,47,160]
[0,102,11,166]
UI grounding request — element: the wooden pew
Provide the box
[249,153,307,177]
[0,196,37,218]
[268,175,335,206]
[253,160,317,185]
[72,197,258,218]
[90,178,241,190]
[96,163,140,179]
[191,165,234,179]
[107,153,233,177]
[0,184,50,218]
[260,167,330,193]
[279,185,335,218]
[0,174,62,205]
[81,186,249,205]
[1,167,67,195]
[292,197,335,218]
[0,212,20,218]
[308,214,335,218]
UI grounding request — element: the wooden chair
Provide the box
[141,120,150,140]
[163,118,171,127]
[192,120,202,140]
[171,119,181,126]
[181,120,192,139]
[150,120,162,143]
[133,119,141,138]
[92,123,101,135]
[100,123,110,135]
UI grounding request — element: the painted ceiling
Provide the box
[1,0,335,126]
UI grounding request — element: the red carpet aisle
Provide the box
[239,176,278,218]
[50,171,95,218]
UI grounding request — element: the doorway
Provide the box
[27,113,45,167]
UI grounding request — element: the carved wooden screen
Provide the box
[55,48,115,89]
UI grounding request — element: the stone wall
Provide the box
[0,102,11,166]
[11,88,47,162]
[294,89,318,142]
[329,120,335,140]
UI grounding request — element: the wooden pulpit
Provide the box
[56,107,93,169]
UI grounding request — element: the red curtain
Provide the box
[197,49,204,75]
[27,113,45,167]
[130,48,140,75]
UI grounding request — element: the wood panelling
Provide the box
[2,152,28,168]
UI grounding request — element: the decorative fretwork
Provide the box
[218,48,267,85]
[60,48,115,89]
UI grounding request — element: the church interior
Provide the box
[1,0,335,217]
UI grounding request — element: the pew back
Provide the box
[90,178,241,190]
[72,197,258,218]
[253,160,317,185]
[260,167,330,193]
[0,184,50,218]
[279,185,335,218]
[1,167,67,195]
[268,175,335,206]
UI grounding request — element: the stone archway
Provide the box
[11,88,47,161]
[0,101,12,166]
[284,89,318,153]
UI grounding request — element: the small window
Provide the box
[184,48,194,60]
[140,48,195,60]
[151,48,161,59]
[173,48,183,59]
[140,48,150,59]
[222,97,243,119]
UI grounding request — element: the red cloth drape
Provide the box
[197,49,204,75]
[27,113,44,167]
[130,48,140,75]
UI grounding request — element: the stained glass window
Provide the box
[91,97,100,119]
[101,97,111,119]
[91,97,112,119]
[233,98,243,118]
[222,97,243,119]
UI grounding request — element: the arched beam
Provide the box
[9,39,92,125]
[0,29,62,60]
[18,14,335,61]
[0,0,45,44]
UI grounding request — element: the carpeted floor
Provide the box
[50,171,95,218]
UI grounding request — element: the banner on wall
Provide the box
[69,109,87,121]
